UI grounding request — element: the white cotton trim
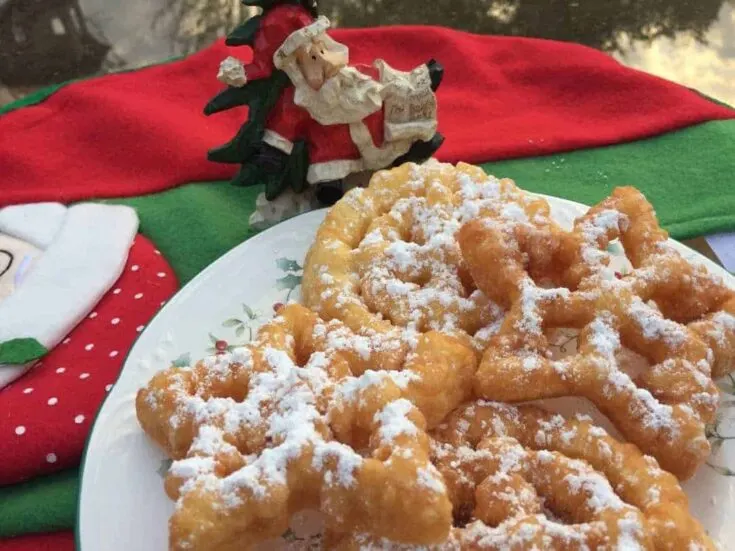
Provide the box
[0,203,67,249]
[0,203,139,388]
[263,130,295,155]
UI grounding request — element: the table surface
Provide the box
[0,0,730,265]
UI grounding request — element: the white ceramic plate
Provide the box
[77,197,735,550]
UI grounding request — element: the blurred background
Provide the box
[0,0,733,108]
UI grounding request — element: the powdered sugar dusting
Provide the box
[374,399,419,443]
[416,465,446,493]
[628,297,687,347]
[141,307,451,523]
[320,161,552,346]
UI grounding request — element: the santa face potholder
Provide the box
[0,234,178,485]
[0,203,140,386]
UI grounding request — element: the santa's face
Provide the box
[0,233,39,303]
[295,38,348,90]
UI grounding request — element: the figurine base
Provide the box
[247,161,436,230]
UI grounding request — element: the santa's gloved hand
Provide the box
[426,59,444,91]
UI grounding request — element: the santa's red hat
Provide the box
[218,5,335,86]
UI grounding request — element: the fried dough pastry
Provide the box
[302,160,553,353]
[136,304,477,550]
[459,186,733,479]
[433,402,714,550]
[328,402,713,550]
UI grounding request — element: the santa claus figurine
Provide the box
[207,0,443,225]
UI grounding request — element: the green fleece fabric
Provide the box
[2,107,735,541]
[483,120,735,239]
[0,470,78,538]
[101,119,735,285]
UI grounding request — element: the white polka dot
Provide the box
[160,301,166,306]
[105,384,113,392]
[23,387,33,394]
[74,415,85,424]
[157,272,167,278]
[47,397,58,406]
[113,288,121,295]
[46,453,57,463]
[111,317,120,325]
[89,312,98,319]
[62,338,71,345]
[85,343,94,351]
[134,293,144,300]
[154,249,161,255]
[55,367,66,374]
[109,350,119,358]
[15,426,26,435]
[136,325,145,332]
[79,373,90,379]
[131,265,140,272]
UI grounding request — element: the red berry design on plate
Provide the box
[215,340,229,354]
[614,272,623,279]
[273,302,284,313]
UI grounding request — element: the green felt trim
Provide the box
[0,84,67,116]
[0,469,79,538]
[0,338,47,365]
[480,119,735,240]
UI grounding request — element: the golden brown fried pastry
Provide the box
[136,304,478,550]
[302,160,553,353]
[329,402,713,550]
[458,186,733,479]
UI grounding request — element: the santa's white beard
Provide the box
[292,66,384,126]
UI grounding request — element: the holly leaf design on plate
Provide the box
[157,458,173,478]
[0,338,48,365]
[172,353,191,368]
[223,318,243,328]
[276,258,302,273]
[276,273,303,291]
[236,325,246,338]
[243,304,258,320]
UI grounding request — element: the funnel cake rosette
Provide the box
[329,402,713,550]
[135,304,476,550]
[458,186,734,480]
[302,160,555,354]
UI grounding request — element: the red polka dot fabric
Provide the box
[0,531,73,551]
[0,235,178,485]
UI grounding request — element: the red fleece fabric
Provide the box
[0,235,178,485]
[0,532,74,551]
[0,26,732,206]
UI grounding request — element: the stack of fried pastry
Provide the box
[137,160,734,550]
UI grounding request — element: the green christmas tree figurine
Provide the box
[205,0,444,227]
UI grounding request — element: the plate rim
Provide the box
[74,194,733,550]
[74,208,328,550]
